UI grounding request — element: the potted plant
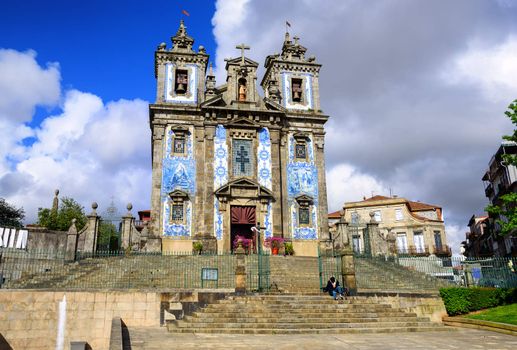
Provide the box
[193,241,203,255]
[284,242,294,256]
[265,237,285,255]
[232,235,253,254]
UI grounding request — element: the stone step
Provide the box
[167,326,449,334]
[183,316,431,323]
[172,321,438,329]
[191,311,417,318]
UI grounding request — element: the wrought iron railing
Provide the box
[0,248,270,291]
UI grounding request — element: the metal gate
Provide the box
[247,250,270,292]
[317,248,342,290]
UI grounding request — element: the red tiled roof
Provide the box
[328,210,341,218]
[363,195,391,202]
[407,201,440,211]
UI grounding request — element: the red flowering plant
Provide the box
[232,235,254,253]
[264,237,285,249]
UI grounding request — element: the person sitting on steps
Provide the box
[323,276,347,300]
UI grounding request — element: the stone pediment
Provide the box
[225,57,259,68]
[169,189,189,199]
[201,94,226,107]
[295,194,314,205]
[215,178,274,200]
[264,98,286,112]
[224,117,262,130]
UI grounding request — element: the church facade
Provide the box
[147,21,329,256]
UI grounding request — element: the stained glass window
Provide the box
[232,139,253,176]
[299,207,310,225]
[173,138,185,154]
[295,144,306,159]
[171,204,184,222]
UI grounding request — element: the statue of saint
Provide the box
[238,80,247,101]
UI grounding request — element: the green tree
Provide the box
[486,99,517,236]
[0,198,25,228]
[97,221,119,250]
[37,197,87,231]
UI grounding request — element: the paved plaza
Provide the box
[128,327,516,350]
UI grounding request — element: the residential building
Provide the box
[479,141,517,257]
[329,195,451,256]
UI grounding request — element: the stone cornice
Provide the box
[154,51,209,78]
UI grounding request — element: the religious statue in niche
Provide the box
[238,78,247,101]
[175,69,188,94]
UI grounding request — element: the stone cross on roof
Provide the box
[235,43,250,65]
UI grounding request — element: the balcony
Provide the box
[397,245,430,256]
[484,183,494,198]
[433,245,452,257]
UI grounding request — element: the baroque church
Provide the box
[147,21,329,256]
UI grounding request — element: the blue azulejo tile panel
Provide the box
[281,72,313,111]
[164,63,198,104]
[257,128,272,190]
[264,201,273,239]
[214,125,228,188]
[163,201,192,237]
[287,133,319,240]
[161,126,196,237]
[213,125,228,240]
[214,199,223,240]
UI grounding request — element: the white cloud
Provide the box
[0,50,151,223]
[326,164,389,212]
[211,0,517,249]
[444,35,517,103]
[0,49,60,122]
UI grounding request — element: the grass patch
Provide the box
[464,303,517,325]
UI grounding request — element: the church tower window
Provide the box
[173,137,185,155]
[232,139,253,177]
[171,203,184,222]
[291,78,303,103]
[174,69,188,94]
[299,207,310,225]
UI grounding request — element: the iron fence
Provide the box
[0,249,270,291]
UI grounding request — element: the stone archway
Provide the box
[214,178,274,252]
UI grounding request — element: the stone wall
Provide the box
[360,291,447,323]
[26,227,67,252]
[0,290,160,349]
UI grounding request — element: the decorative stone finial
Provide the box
[198,45,206,54]
[293,36,300,46]
[92,202,98,210]
[158,42,166,51]
[127,203,133,211]
[72,218,76,224]
[55,189,59,196]
[208,62,214,76]
[52,189,60,212]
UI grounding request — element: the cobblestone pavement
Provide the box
[128,327,516,350]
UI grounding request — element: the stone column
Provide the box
[270,128,283,235]
[65,218,78,262]
[121,203,135,250]
[279,134,290,238]
[314,135,330,241]
[364,212,378,257]
[148,125,165,253]
[83,203,100,254]
[340,246,357,296]
[334,214,349,250]
[203,126,216,237]
[234,240,246,294]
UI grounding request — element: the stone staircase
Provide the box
[355,257,452,292]
[167,294,449,334]
[269,256,321,293]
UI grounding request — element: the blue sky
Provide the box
[1,0,517,253]
[1,0,216,126]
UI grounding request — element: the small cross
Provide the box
[235,43,250,65]
[236,145,250,173]
[293,36,299,45]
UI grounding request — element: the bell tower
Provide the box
[261,33,321,112]
[223,44,260,106]
[154,20,209,105]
